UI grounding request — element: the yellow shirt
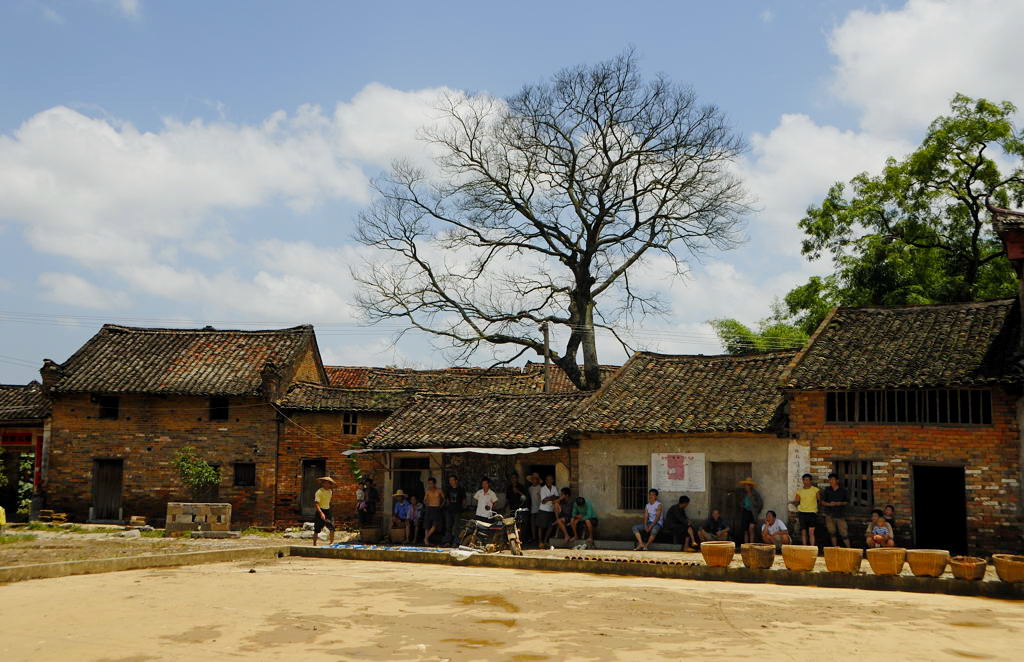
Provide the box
[0,505,6,526]
[796,486,819,513]
[314,488,333,510]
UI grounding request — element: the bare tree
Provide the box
[355,51,750,390]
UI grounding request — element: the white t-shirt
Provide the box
[474,488,499,518]
[539,484,559,512]
[764,519,788,535]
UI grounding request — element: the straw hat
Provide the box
[318,476,337,486]
[392,489,407,497]
[738,477,756,486]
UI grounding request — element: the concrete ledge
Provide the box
[290,546,1024,600]
[0,545,291,584]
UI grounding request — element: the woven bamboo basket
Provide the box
[992,554,1024,583]
[906,549,950,577]
[866,547,906,575]
[388,527,407,544]
[740,543,775,569]
[949,556,987,581]
[360,527,383,544]
[781,544,818,571]
[824,546,863,573]
[700,541,736,567]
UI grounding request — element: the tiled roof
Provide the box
[780,299,1022,390]
[324,363,620,394]
[990,205,1024,233]
[361,392,588,449]
[50,324,315,396]
[276,382,415,412]
[0,382,50,421]
[573,352,794,434]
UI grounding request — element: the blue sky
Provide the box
[1,0,1021,382]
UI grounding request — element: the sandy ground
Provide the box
[2,557,1022,662]
[0,528,290,566]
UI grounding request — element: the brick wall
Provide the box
[47,393,279,527]
[275,410,387,528]
[790,388,1022,554]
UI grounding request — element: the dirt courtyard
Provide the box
[2,558,1022,662]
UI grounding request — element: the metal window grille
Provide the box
[233,462,256,487]
[825,389,991,425]
[342,412,359,435]
[618,465,648,510]
[833,460,873,510]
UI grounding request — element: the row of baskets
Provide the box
[699,541,1024,583]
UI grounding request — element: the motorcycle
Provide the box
[458,507,527,555]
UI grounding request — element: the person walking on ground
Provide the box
[632,488,664,551]
[821,473,851,547]
[866,509,895,548]
[312,476,336,547]
[791,473,821,547]
[527,473,542,543]
[443,475,466,547]
[568,496,598,545]
[699,508,731,543]
[665,495,697,551]
[537,475,559,548]
[738,478,763,544]
[761,510,791,550]
[422,477,445,546]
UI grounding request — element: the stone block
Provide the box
[165,502,232,533]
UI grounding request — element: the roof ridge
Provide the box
[636,350,798,361]
[833,298,1015,313]
[101,323,314,334]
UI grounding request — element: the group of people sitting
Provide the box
[631,474,899,552]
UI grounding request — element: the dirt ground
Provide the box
[0,528,291,566]
[2,557,1022,662]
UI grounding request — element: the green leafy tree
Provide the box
[172,446,219,500]
[709,317,808,355]
[780,94,1023,334]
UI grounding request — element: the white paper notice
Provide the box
[651,453,706,492]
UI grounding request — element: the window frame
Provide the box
[342,412,359,435]
[831,459,875,514]
[232,462,256,487]
[209,396,230,421]
[617,465,648,511]
[825,389,992,426]
[97,395,120,420]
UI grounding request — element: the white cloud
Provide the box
[40,5,64,23]
[760,9,774,24]
[829,0,1024,137]
[38,272,130,310]
[117,0,140,18]
[736,114,911,253]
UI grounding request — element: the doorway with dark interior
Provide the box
[395,457,429,501]
[710,461,751,543]
[912,464,967,555]
[91,458,124,522]
[300,459,327,519]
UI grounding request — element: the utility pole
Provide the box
[542,322,551,393]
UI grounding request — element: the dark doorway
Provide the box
[526,464,556,482]
[396,457,429,501]
[710,462,752,543]
[92,459,124,521]
[913,465,967,554]
[300,459,327,518]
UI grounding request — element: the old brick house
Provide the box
[780,299,1023,554]
[41,324,327,526]
[0,381,50,520]
[571,352,796,539]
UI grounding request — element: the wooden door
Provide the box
[710,462,751,542]
[92,459,123,521]
[300,459,327,518]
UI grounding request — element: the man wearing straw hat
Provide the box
[737,477,763,544]
[313,476,337,547]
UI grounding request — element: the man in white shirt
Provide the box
[473,477,499,520]
[537,474,559,547]
[760,510,791,550]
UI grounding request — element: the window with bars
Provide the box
[209,396,230,421]
[833,460,873,510]
[826,389,992,425]
[342,412,359,435]
[97,395,119,420]
[233,462,256,487]
[618,465,648,510]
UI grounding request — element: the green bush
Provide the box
[171,446,219,498]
